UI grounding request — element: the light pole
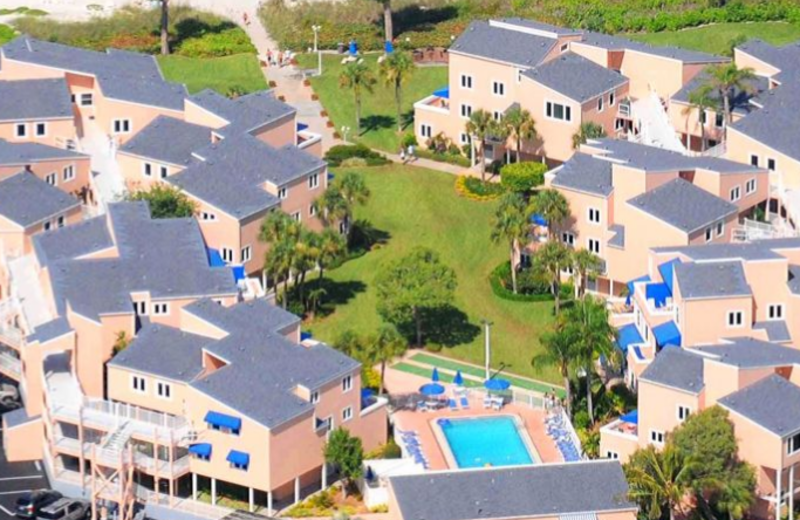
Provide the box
[481,319,493,380]
[341,125,351,143]
[312,25,322,76]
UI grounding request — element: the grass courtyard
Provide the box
[630,22,800,55]
[295,53,448,153]
[157,53,267,95]
[306,164,559,384]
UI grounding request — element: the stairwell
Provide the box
[631,93,687,153]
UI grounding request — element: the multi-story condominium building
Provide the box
[413,18,725,163]
[0,78,77,148]
[0,140,92,201]
[617,237,800,382]
[387,460,636,520]
[600,337,800,520]
[543,138,768,294]
[0,201,386,520]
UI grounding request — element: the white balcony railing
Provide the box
[0,349,21,379]
[413,95,450,116]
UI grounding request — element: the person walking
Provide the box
[242,12,250,26]
[399,146,406,164]
[407,143,416,163]
[266,49,273,67]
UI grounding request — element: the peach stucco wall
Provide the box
[0,157,92,198]
[107,365,192,417]
[726,127,800,192]
[734,49,781,79]
[619,51,685,100]
[20,331,76,417]
[637,379,701,447]
[678,295,753,347]
[252,114,296,149]
[3,416,44,462]
[0,118,76,148]
[599,428,639,463]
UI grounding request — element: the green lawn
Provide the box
[0,25,17,45]
[630,22,800,55]
[307,164,559,383]
[156,53,267,95]
[295,53,448,153]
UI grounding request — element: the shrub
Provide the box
[489,262,556,302]
[417,148,471,167]
[454,176,506,201]
[175,28,256,58]
[341,156,369,167]
[400,132,418,148]
[324,143,390,167]
[366,439,402,459]
[500,161,547,193]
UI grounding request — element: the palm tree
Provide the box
[537,240,572,315]
[338,171,371,237]
[529,189,570,241]
[703,63,756,139]
[380,51,414,131]
[292,230,320,309]
[316,228,347,283]
[265,238,295,309]
[502,106,537,162]
[682,83,717,151]
[339,61,377,134]
[465,109,497,182]
[313,189,348,228]
[491,193,530,294]
[160,0,170,55]
[571,248,602,300]
[625,445,696,520]
[532,322,577,416]
[368,325,407,393]
[572,121,607,149]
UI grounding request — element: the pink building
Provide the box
[0,140,92,202]
[599,338,800,520]
[0,78,76,148]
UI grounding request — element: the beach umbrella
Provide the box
[419,383,445,396]
[431,368,440,382]
[484,378,511,392]
[453,370,464,386]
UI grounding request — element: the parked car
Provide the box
[14,490,62,518]
[36,498,90,520]
[0,382,20,408]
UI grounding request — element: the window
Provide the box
[278,187,287,199]
[201,211,216,221]
[588,238,600,255]
[45,172,57,186]
[113,119,131,134]
[143,163,152,177]
[768,304,784,321]
[768,158,776,171]
[597,97,604,112]
[157,381,171,399]
[35,122,47,137]
[545,101,571,122]
[588,207,601,224]
[745,178,757,194]
[650,430,665,445]
[609,92,616,106]
[420,124,432,138]
[132,375,146,393]
[493,111,502,122]
[133,301,147,316]
[194,451,210,462]
[44,221,51,232]
[677,405,691,422]
[716,221,724,237]
[57,215,65,228]
[705,227,713,242]
[606,451,619,460]
[715,113,724,128]
[788,433,800,455]
[231,460,248,471]
[342,375,353,392]
[63,165,75,182]
[342,406,353,422]
[516,69,523,84]
[750,154,759,167]
[560,43,569,53]
[561,232,575,246]
[727,310,744,328]
[241,245,252,263]
[292,211,301,222]
[700,110,707,125]
[15,123,26,138]
[221,248,234,263]
[159,166,168,179]
[492,81,505,96]
[308,173,320,189]
[730,186,741,202]
[309,204,317,217]
[80,93,93,106]
[310,391,320,404]
[460,133,470,145]
[460,104,473,119]
[153,303,169,316]
[460,74,473,89]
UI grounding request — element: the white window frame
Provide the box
[677,405,691,422]
[420,123,432,139]
[278,187,288,200]
[221,248,234,263]
[132,375,147,394]
[43,221,52,232]
[560,42,569,53]
[649,429,665,446]
[310,391,320,404]
[156,381,172,400]
[342,406,353,422]
[492,80,505,97]
[63,164,75,182]
[342,375,353,392]
[597,96,604,112]
[112,119,132,135]
[561,232,575,246]
[241,245,252,263]
[587,238,601,255]
[493,111,502,122]
[309,204,317,217]
[587,207,601,225]
[460,74,473,90]
[730,186,741,202]
[79,93,94,107]
[159,165,168,179]
[516,69,523,84]
[545,100,572,123]
[788,433,800,455]
[606,451,619,460]
[609,92,616,106]
[460,104,473,119]
[750,154,759,167]
[143,163,153,177]
[716,221,724,237]
[35,122,47,138]
[460,133,470,145]
[45,172,57,186]
[768,303,784,321]
[292,211,301,222]
[705,227,713,243]
[200,211,217,222]
[133,301,148,316]
[714,112,724,129]
[727,310,744,328]
[152,302,170,316]
[57,215,65,228]
[767,158,776,171]
[745,178,757,195]
[308,173,320,189]
[14,123,27,138]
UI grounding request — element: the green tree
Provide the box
[379,51,414,132]
[339,61,377,134]
[491,192,530,294]
[571,248,602,300]
[316,228,347,283]
[625,445,696,520]
[529,189,570,240]
[500,162,547,193]
[313,189,348,228]
[682,83,717,151]
[334,330,366,360]
[127,185,197,219]
[532,321,577,416]
[715,464,756,520]
[259,212,302,308]
[537,240,571,314]
[368,325,407,393]
[112,331,131,356]
[572,121,607,149]
[703,63,757,138]
[465,109,498,182]
[375,247,457,347]
[323,428,364,497]
[501,105,537,162]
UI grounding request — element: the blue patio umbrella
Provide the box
[365,465,375,481]
[453,370,464,386]
[484,378,511,392]
[384,40,394,54]
[349,40,358,55]
[620,409,638,424]
[419,383,445,396]
[431,367,440,382]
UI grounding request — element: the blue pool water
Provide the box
[439,416,534,468]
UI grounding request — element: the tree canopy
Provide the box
[127,184,197,219]
[323,428,364,495]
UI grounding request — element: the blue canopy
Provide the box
[530,213,548,226]
[645,282,672,309]
[384,40,394,53]
[349,40,358,55]
[232,265,245,283]
[616,324,643,353]
[205,411,241,431]
[625,275,650,306]
[207,248,225,268]
[620,410,638,424]
[419,383,445,396]
[453,370,464,386]
[227,450,250,467]
[297,122,309,132]
[189,443,212,457]
[484,378,511,391]
[431,368,440,382]
[300,331,313,341]
[432,86,449,99]
[654,321,681,348]
[658,259,681,295]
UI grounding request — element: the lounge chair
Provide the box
[448,398,458,411]
[459,396,470,409]
[483,396,493,409]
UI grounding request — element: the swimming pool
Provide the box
[437,416,535,468]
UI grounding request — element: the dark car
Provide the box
[15,490,63,519]
[36,498,90,520]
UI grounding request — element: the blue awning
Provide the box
[658,259,682,295]
[349,41,358,55]
[232,265,245,283]
[431,368,440,382]
[189,443,212,457]
[207,248,225,268]
[327,172,335,181]
[227,450,250,467]
[654,321,681,348]
[616,324,643,353]
[433,86,449,99]
[384,40,394,54]
[626,275,650,305]
[530,213,547,226]
[297,123,309,132]
[632,345,645,361]
[620,410,638,424]
[205,411,241,431]
[645,282,672,309]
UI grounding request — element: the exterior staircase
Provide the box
[631,93,686,153]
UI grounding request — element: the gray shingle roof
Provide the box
[27,317,72,344]
[390,461,634,520]
[654,238,800,262]
[494,18,583,36]
[550,152,613,196]
[2,407,40,429]
[627,178,738,233]
[753,321,792,343]
[118,116,211,166]
[608,224,625,249]
[449,20,557,68]
[2,37,187,111]
[0,78,72,121]
[673,260,751,300]
[0,139,87,165]
[719,374,800,436]
[579,31,728,64]
[33,214,113,266]
[672,72,767,116]
[694,337,800,367]
[523,52,627,103]
[789,264,800,295]
[639,347,704,393]
[188,89,296,138]
[730,83,800,162]
[0,171,80,227]
[735,39,800,83]
[169,134,324,220]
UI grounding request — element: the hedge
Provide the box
[500,161,547,193]
[489,261,573,302]
[324,143,390,166]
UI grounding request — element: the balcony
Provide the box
[296,124,322,152]
[617,99,632,119]
[414,92,450,116]
[600,417,638,441]
[0,347,21,380]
